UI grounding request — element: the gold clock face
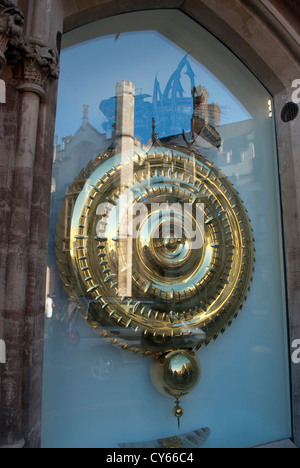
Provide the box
[56,146,254,357]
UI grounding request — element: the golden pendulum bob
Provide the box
[150,349,201,431]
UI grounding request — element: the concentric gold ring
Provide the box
[57,146,255,357]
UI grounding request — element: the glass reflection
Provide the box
[166,354,194,386]
[42,14,290,449]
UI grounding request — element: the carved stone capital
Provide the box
[18,37,60,95]
[0,0,24,74]
[0,1,59,92]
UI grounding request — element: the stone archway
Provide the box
[59,0,300,91]
[0,0,299,448]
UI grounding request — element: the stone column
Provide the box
[0,87,41,449]
[0,1,27,449]
[274,89,300,448]
[0,0,61,448]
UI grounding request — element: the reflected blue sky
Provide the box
[45,21,291,450]
[55,31,251,143]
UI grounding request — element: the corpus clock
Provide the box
[56,144,255,426]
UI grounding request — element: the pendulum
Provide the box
[150,350,201,430]
[173,399,184,431]
[57,144,255,437]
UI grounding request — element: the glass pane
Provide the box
[42,10,291,449]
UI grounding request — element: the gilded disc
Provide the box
[56,146,255,357]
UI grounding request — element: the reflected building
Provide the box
[48,64,262,321]
[99,56,220,144]
[48,81,145,305]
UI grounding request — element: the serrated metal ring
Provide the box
[57,146,255,357]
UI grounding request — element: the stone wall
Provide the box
[0,0,62,448]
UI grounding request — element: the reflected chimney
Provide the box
[115,81,135,298]
[115,81,135,153]
[83,104,89,128]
